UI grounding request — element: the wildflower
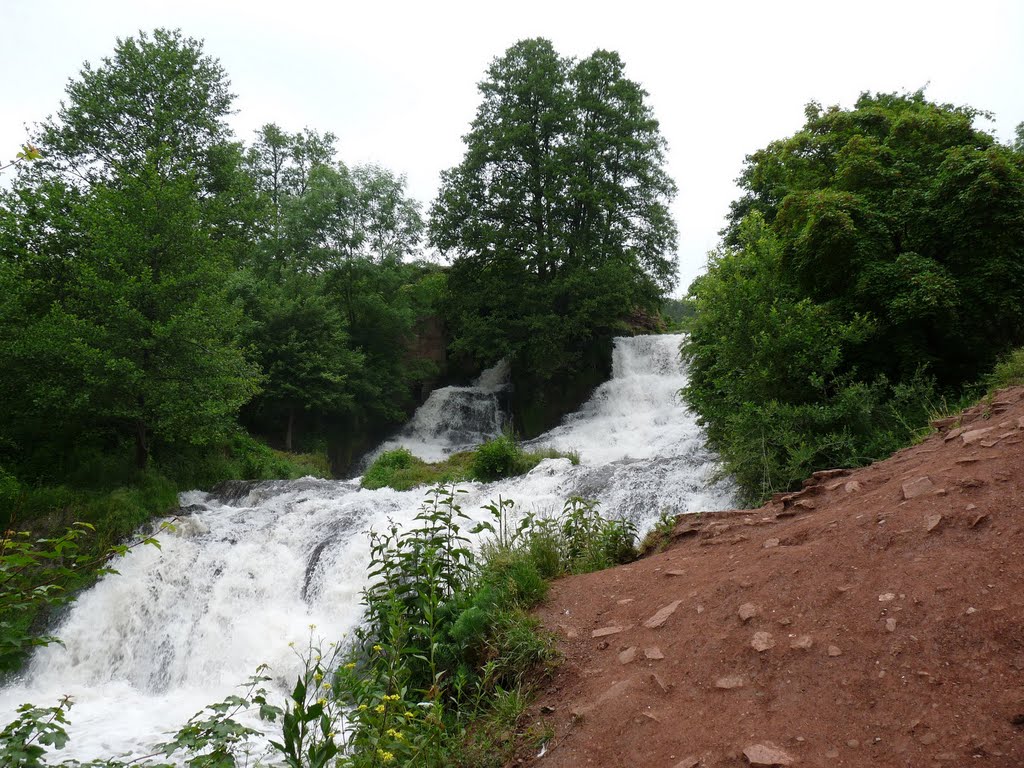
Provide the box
[386,728,405,741]
[358,704,368,711]
[317,697,328,707]
[376,749,394,763]
[344,662,356,670]
[383,694,400,702]
[314,672,323,681]
[372,644,383,653]
[403,711,415,719]
[375,704,386,714]
[322,681,332,689]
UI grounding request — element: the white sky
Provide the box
[2,0,1022,292]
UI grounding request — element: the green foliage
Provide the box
[687,91,1024,504]
[362,439,579,492]
[470,436,522,482]
[986,347,1024,392]
[432,38,677,384]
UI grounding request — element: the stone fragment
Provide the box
[825,748,840,759]
[844,480,862,493]
[742,743,795,766]
[878,593,897,602]
[763,538,781,549]
[847,739,859,748]
[980,439,1002,448]
[827,645,843,657]
[902,476,935,499]
[715,675,745,689]
[930,416,958,430]
[790,634,813,650]
[925,514,943,532]
[738,602,759,622]
[618,646,637,664]
[918,733,938,745]
[885,618,897,632]
[665,570,687,577]
[644,646,665,660]
[794,498,816,510]
[591,625,624,638]
[617,598,634,604]
[649,672,670,693]
[752,631,775,652]
[969,513,989,528]
[962,427,995,445]
[643,600,682,629]
[673,757,699,768]
[943,426,966,442]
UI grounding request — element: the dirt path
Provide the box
[526,388,1024,767]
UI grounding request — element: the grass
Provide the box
[361,437,580,492]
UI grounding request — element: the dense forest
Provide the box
[0,30,676,537]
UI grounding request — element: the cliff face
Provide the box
[527,388,1024,768]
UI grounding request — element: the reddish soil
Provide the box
[526,388,1024,767]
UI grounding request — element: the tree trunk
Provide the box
[135,418,149,469]
[285,406,295,453]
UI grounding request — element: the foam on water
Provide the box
[0,334,733,761]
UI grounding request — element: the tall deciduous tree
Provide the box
[0,29,259,472]
[430,38,677,379]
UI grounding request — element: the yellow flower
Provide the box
[317,697,328,707]
[386,728,405,741]
[344,662,356,670]
[377,750,394,763]
[322,681,332,689]
[372,644,383,653]
[358,704,368,711]
[403,711,415,719]
[375,704,386,714]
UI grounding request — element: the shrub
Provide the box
[471,435,523,481]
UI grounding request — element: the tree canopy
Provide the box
[431,38,677,380]
[685,91,1024,503]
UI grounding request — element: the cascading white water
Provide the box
[0,334,734,761]
[367,359,510,463]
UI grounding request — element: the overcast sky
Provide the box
[3,0,1022,292]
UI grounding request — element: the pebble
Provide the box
[878,593,897,602]
[885,618,897,632]
[591,626,624,638]
[790,634,813,650]
[643,600,682,629]
[644,646,665,660]
[827,645,843,657]
[763,538,781,549]
[902,476,935,499]
[752,631,775,652]
[742,744,795,767]
[715,675,745,689]
[738,602,758,622]
[617,646,636,664]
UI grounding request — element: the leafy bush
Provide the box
[471,435,523,481]
[361,439,578,491]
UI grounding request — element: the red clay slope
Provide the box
[527,388,1024,768]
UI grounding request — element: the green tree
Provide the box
[0,29,260,474]
[686,91,1024,502]
[722,90,1024,385]
[430,38,677,380]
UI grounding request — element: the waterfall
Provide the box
[0,334,734,761]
